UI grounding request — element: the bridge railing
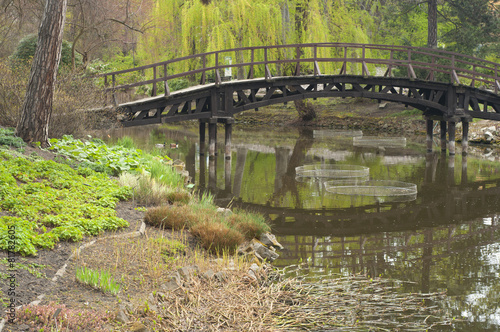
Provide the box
[98,43,500,105]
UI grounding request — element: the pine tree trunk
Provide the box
[16,0,68,147]
[427,0,438,48]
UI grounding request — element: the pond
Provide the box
[103,122,500,331]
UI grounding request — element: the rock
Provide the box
[378,102,387,109]
[259,232,284,250]
[202,269,215,280]
[216,207,233,217]
[249,263,260,273]
[178,265,199,281]
[484,131,494,142]
[252,239,279,262]
[18,324,30,331]
[115,308,129,323]
[161,273,181,291]
[481,126,496,132]
[247,269,258,281]
[130,322,148,332]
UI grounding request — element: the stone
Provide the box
[18,324,30,331]
[130,322,148,332]
[178,265,199,281]
[249,263,260,273]
[202,269,215,280]
[115,309,129,324]
[484,131,494,142]
[216,207,233,217]
[247,269,258,281]
[378,102,387,109]
[259,232,284,250]
[161,273,181,291]
[252,239,279,262]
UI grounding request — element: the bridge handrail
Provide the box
[98,43,500,103]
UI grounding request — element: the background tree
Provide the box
[16,0,68,147]
[428,0,438,48]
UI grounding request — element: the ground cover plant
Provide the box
[0,148,131,256]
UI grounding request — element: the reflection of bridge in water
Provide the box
[197,136,500,293]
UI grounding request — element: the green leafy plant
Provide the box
[0,127,25,148]
[0,151,131,256]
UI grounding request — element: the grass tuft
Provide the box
[75,266,120,295]
[227,208,271,240]
[190,220,245,254]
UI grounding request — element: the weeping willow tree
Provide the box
[137,0,374,72]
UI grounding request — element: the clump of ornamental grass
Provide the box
[166,189,191,204]
[15,302,114,332]
[144,204,198,230]
[190,219,245,254]
[228,208,271,240]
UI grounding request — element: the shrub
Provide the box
[10,34,81,69]
[190,220,245,254]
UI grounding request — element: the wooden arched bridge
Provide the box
[100,43,500,156]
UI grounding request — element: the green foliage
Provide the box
[49,135,144,176]
[49,136,184,191]
[0,151,131,256]
[75,266,120,295]
[9,34,81,69]
[136,0,374,77]
[0,127,25,148]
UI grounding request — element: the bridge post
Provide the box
[208,119,218,158]
[448,120,456,155]
[440,121,447,153]
[461,119,469,155]
[199,120,206,156]
[426,118,433,152]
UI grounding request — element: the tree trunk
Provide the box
[16,0,68,147]
[294,99,317,122]
[427,0,438,48]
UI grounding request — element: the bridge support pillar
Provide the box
[199,121,206,155]
[208,120,217,158]
[440,121,447,152]
[461,120,469,155]
[426,118,433,152]
[224,120,234,159]
[448,121,456,155]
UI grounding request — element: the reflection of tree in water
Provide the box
[270,128,315,209]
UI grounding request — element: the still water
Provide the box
[104,123,500,331]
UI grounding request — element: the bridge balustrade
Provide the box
[99,43,500,100]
